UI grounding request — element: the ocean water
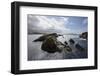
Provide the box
[28,34,88,61]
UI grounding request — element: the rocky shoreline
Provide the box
[33,32,87,54]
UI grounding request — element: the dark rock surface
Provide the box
[41,35,72,53]
[64,41,68,45]
[33,33,61,42]
[69,39,75,44]
[41,36,62,53]
[64,45,72,52]
[79,32,88,39]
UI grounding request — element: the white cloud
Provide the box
[28,15,70,34]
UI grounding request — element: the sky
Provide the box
[28,14,88,34]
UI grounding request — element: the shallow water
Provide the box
[28,34,88,61]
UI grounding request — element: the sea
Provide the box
[28,34,88,61]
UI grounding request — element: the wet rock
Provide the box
[80,32,88,39]
[64,45,72,52]
[41,36,62,53]
[64,41,68,45]
[69,39,75,44]
[75,43,84,51]
[33,33,61,42]
[41,36,72,53]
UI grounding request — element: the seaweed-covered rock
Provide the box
[33,33,61,42]
[41,36,72,53]
[69,39,75,44]
[41,36,62,53]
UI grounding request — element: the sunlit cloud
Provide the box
[28,15,70,34]
[28,15,87,34]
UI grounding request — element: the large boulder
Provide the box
[33,33,61,42]
[41,36,72,53]
[41,36,62,53]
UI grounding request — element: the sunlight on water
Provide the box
[57,35,79,44]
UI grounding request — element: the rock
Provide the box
[33,33,62,42]
[80,32,88,39]
[64,41,68,45]
[41,36,62,53]
[41,36,72,53]
[64,41,72,52]
[69,39,75,44]
[75,43,84,51]
[64,45,72,52]
[56,41,72,52]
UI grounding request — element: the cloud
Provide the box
[28,15,69,34]
[82,18,88,25]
